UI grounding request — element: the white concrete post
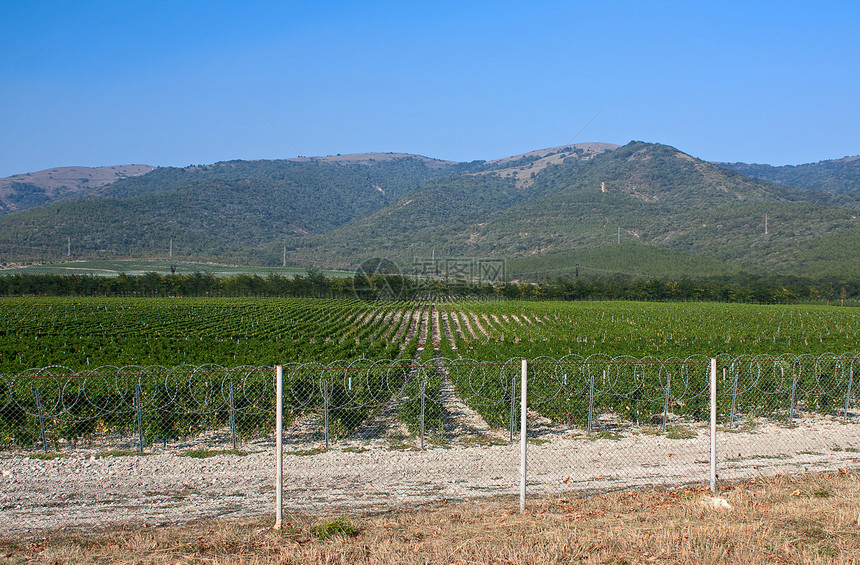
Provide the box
[275,365,283,529]
[710,358,717,493]
[520,359,528,513]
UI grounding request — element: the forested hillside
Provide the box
[285,142,860,278]
[2,142,860,281]
[0,155,455,262]
[719,156,860,195]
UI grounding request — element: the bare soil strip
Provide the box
[458,311,478,340]
[353,384,412,441]
[469,313,490,339]
[436,368,497,438]
[429,307,441,347]
[380,310,403,341]
[417,308,430,346]
[2,416,859,536]
[404,309,421,341]
[447,309,466,341]
[392,309,413,342]
[438,309,457,351]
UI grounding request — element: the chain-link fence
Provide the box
[2,354,859,533]
[0,365,273,453]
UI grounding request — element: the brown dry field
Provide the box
[2,471,859,564]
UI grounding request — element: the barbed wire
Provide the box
[2,353,858,452]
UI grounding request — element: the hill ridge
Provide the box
[2,140,860,280]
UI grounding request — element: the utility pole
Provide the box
[617,227,621,244]
[169,239,173,258]
[67,236,71,258]
[283,246,287,268]
[764,213,768,235]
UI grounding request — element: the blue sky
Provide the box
[2,1,858,177]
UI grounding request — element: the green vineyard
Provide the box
[2,297,859,452]
[2,297,859,374]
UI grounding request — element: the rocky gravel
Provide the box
[3,415,859,537]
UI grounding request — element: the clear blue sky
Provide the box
[2,1,859,177]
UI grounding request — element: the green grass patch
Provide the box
[587,431,623,441]
[180,448,249,458]
[461,436,510,447]
[427,435,452,448]
[665,426,696,439]
[288,447,326,456]
[387,441,419,451]
[27,452,69,460]
[312,517,358,540]
[97,449,150,458]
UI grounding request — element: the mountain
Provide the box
[0,154,456,262]
[2,142,860,280]
[283,141,860,278]
[0,164,154,215]
[718,156,860,195]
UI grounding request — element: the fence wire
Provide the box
[2,353,859,531]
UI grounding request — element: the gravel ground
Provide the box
[2,414,859,537]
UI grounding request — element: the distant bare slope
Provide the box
[0,164,154,214]
[286,152,456,169]
[474,143,619,188]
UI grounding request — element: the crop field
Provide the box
[0,297,419,371]
[1,297,859,452]
[2,297,859,373]
[446,300,860,360]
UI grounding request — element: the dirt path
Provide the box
[436,366,497,438]
[4,417,859,535]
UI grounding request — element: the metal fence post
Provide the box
[520,359,527,513]
[420,379,426,450]
[275,365,283,530]
[323,380,329,450]
[788,366,798,425]
[729,365,739,429]
[662,372,672,432]
[229,379,237,450]
[135,383,144,453]
[509,378,516,442]
[845,369,854,422]
[34,389,48,454]
[587,371,596,434]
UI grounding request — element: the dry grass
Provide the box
[3,471,860,564]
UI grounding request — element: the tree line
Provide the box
[0,270,856,305]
